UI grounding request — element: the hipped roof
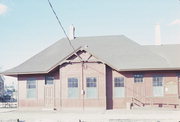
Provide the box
[3,35,180,75]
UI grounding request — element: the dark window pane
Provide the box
[86,77,97,87]
[45,76,54,85]
[134,74,143,83]
[114,77,124,87]
[27,79,36,89]
[68,77,78,88]
[153,76,163,86]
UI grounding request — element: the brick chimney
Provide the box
[69,25,75,40]
[155,24,161,45]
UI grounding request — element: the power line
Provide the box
[47,0,85,111]
[47,0,82,61]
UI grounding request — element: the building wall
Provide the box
[17,51,107,110]
[58,51,106,110]
[18,68,59,109]
[107,69,180,109]
[18,75,45,108]
[17,50,180,110]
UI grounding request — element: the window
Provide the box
[45,76,54,85]
[114,77,125,98]
[114,77,124,87]
[68,77,79,98]
[134,74,143,83]
[153,76,164,97]
[87,77,96,87]
[86,77,97,98]
[27,79,36,98]
[153,76,163,86]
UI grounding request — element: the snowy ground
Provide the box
[0,108,180,122]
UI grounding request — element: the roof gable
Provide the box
[73,35,169,71]
[4,39,81,75]
[3,35,178,75]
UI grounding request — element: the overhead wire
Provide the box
[47,0,82,61]
[47,0,85,111]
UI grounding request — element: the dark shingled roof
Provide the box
[3,35,180,75]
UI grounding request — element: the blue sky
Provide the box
[0,0,180,71]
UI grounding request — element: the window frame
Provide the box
[114,77,124,87]
[152,75,164,97]
[26,78,37,99]
[67,77,79,99]
[86,77,97,88]
[45,76,54,85]
[114,77,125,98]
[86,77,98,99]
[134,74,144,83]
[68,77,79,88]
[153,76,163,87]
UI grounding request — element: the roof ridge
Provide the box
[144,44,180,46]
[62,35,126,40]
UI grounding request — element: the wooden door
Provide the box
[133,75,146,103]
[133,83,145,98]
[44,85,54,108]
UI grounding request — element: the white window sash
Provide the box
[153,86,164,97]
[86,87,97,99]
[114,87,125,98]
[27,88,36,98]
[68,88,79,98]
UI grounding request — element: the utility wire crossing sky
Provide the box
[0,0,180,71]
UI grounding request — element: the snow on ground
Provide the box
[0,108,180,122]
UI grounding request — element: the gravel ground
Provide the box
[0,108,180,122]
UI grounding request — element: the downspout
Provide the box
[54,76,56,110]
[17,75,19,110]
[60,67,62,109]
[178,75,180,99]
[81,61,85,111]
[36,77,38,107]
